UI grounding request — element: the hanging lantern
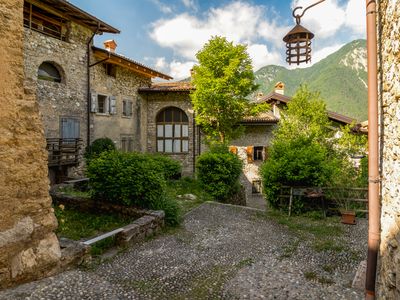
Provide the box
[283,23,314,65]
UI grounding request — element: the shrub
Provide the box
[84,137,116,163]
[151,154,182,180]
[196,148,242,201]
[86,151,180,225]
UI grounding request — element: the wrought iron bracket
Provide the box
[292,0,326,24]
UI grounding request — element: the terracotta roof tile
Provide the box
[241,112,279,124]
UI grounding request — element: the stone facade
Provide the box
[231,125,275,202]
[377,0,400,298]
[91,61,151,151]
[0,0,60,289]
[24,20,92,178]
[140,92,196,176]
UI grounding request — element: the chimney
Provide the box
[256,92,264,101]
[274,82,285,95]
[104,39,117,53]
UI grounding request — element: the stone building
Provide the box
[0,0,60,289]
[22,0,170,182]
[377,0,400,297]
[90,42,171,152]
[23,0,120,182]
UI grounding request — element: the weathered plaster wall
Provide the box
[0,0,60,288]
[141,92,195,176]
[91,63,151,151]
[378,0,400,298]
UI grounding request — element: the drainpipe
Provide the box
[86,24,101,147]
[365,0,380,298]
[193,110,196,175]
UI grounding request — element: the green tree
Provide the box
[261,86,341,209]
[191,36,266,144]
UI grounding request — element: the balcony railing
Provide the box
[46,138,82,167]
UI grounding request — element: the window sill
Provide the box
[157,152,190,155]
[95,113,111,117]
[121,116,132,119]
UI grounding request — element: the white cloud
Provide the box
[291,0,346,38]
[247,44,281,71]
[344,0,366,35]
[312,43,344,63]
[169,60,196,79]
[181,0,196,10]
[150,1,286,70]
[150,0,173,14]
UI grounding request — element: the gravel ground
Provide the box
[0,202,367,300]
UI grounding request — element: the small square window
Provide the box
[97,95,108,113]
[104,63,116,78]
[253,146,263,161]
[122,100,132,117]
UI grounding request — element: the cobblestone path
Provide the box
[0,202,366,299]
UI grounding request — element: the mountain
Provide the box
[254,39,367,121]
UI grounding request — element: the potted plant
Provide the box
[326,187,356,225]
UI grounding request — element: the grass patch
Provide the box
[236,258,255,268]
[279,240,300,260]
[58,185,90,198]
[166,177,212,215]
[266,209,347,254]
[304,271,335,285]
[54,205,132,241]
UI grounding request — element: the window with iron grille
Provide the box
[156,107,189,153]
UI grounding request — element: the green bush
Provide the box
[151,154,182,180]
[261,136,339,209]
[196,148,242,201]
[86,151,180,225]
[84,137,116,163]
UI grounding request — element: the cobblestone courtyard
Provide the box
[0,202,367,299]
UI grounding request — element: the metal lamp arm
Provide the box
[292,0,326,24]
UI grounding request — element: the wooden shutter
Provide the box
[246,146,254,163]
[263,146,269,161]
[109,96,117,114]
[61,118,80,139]
[229,146,238,155]
[90,92,97,112]
[128,100,133,116]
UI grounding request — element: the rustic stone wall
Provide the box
[141,92,196,176]
[378,0,400,298]
[231,125,275,202]
[91,62,151,151]
[24,21,92,177]
[0,0,60,289]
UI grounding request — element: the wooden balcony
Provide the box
[46,138,82,167]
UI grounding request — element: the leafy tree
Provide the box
[261,86,341,209]
[191,36,267,144]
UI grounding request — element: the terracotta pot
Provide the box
[341,210,356,225]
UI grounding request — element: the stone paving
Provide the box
[0,202,367,299]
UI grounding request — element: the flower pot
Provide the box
[341,210,356,225]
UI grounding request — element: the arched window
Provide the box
[38,62,62,83]
[156,107,189,153]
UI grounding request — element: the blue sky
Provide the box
[71,0,365,79]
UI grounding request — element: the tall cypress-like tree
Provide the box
[191,36,264,144]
